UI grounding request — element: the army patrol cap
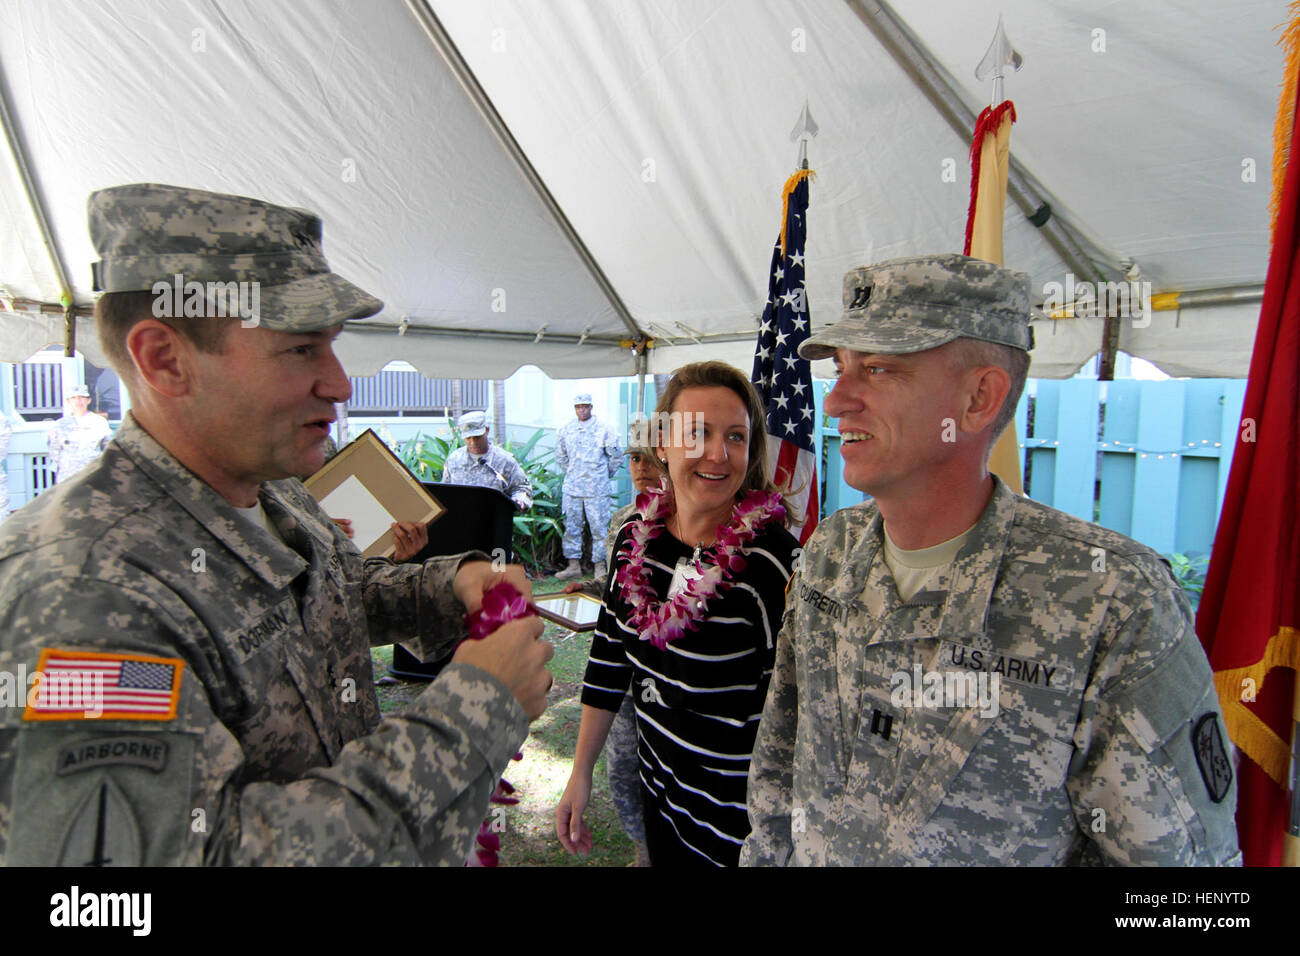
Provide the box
[572,393,593,406]
[88,183,383,332]
[458,411,488,437]
[799,254,1033,360]
[66,385,90,398]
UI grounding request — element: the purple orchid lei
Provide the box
[615,483,786,649]
[461,580,533,866]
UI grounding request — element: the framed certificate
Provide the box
[533,591,603,631]
[304,429,444,558]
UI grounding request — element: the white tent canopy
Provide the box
[0,0,1280,381]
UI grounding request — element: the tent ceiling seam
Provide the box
[0,54,74,313]
[345,321,762,348]
[403,0,646,342]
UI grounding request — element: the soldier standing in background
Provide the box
[0,416,10,522]
[441,410,533,511]
[741,254,1239,866]
[554,392,620,580]
[46,384,111,483]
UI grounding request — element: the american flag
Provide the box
[751,169,819,544]
[27,649,182,720]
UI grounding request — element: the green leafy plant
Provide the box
[395,427,566,575]
[502,430,565,574]
[1165,551,1211,608]
[396,431,456,482]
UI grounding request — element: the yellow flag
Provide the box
[965,101,1023,493]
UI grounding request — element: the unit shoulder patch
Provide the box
[1192,712,1232,804]
[56,776,142,867]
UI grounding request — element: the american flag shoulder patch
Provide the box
[23,648,184,722]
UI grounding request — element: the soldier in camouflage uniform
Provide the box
[556,447,661,865]
[741,254,1240,866]
[0,416,10,522]
[441,410,533,511]
[46,384,112,483]
[554,393,621,580]
[0,184,553,866]
[602,447,660,864]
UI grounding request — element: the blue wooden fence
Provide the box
[818,378,1247,558]
[346,372,488,414]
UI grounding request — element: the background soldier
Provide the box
[0,415,10,522]
[554,392,621,580]
[741,254,1239,866]
[0,183,553,865]
[441,410,532,511]
[46,384,111,483]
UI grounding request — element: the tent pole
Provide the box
[847,0,1113,290]
[1097,314,1122,380]
[0,56,76,355]
[635,347,647,417]
[404,0,646,343]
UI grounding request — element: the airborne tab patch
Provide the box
[57,737,169,775]
[24,648,184,722]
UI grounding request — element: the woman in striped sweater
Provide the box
[555,362,798,866]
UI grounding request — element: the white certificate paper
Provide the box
[318,474,394,553]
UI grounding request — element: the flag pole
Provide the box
[970,17,1025,494]
[1287,684,1299,864]
[975,14,1022,109]
[749,104,821,543]
[790,99,819,171]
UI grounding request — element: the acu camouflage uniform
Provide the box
[442,444,532,510]
[741,253,1239,866]
[47,412,111,482]
[0,418,10,522]
[742,480,1239,865]
[555,414,621,563]
[0,415,527,865]
[602,500,645,846]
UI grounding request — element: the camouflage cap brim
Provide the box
[799,322,959,360]
[253,272,383,332]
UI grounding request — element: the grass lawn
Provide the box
[370,573,635,867]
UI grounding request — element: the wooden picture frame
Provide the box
[304,429,444,558]
[532,591,603,631]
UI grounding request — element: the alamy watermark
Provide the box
[890,665,1001,718]
[1042,274,1152,328]
[0,665,104,718]
[152,273,261,327]
[627,412,707,455]
[50,885,151,935]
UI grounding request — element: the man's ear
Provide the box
[960,364,1011,435]
[126,320,195,399]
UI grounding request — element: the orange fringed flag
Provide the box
[1272,2,1300,241]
